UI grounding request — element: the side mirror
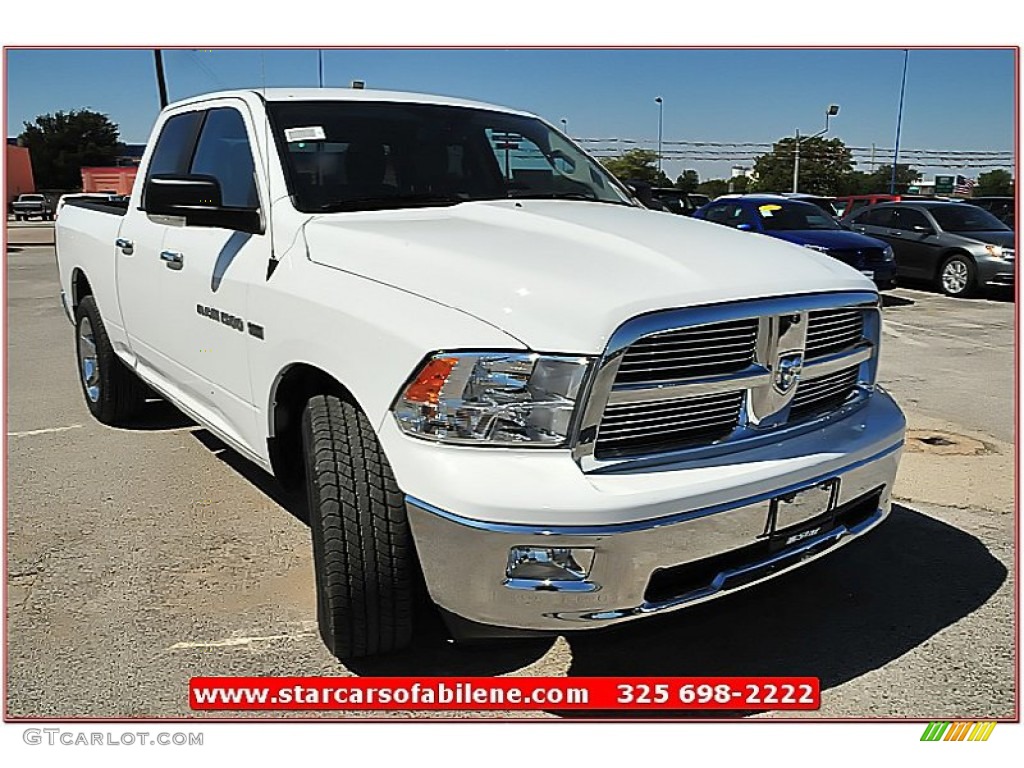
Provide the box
[145,174,262,234]
[912,224,933,234]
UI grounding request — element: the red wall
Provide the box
[6,145,35,202]
[81,166,138,195]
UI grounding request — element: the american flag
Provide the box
[954,175,976,195]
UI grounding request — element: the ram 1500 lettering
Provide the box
[56,89,905,660]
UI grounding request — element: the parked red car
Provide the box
[834,194,902,220]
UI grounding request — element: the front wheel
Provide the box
[75,296,145,424]
[939,254,976,298]
[301,394,419,659]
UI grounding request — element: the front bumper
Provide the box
[400,390,905,633]
[975,255,1015,288]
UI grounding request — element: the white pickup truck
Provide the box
[56,88,905,660]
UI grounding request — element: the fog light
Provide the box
[505,547,597,591]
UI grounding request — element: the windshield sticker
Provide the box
[284,126,327,143]
[759,204,782,217]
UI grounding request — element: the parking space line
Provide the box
[166,629,316,651]
[882,324,929,347]
[7,424,83,438]
[884,320,1010,350]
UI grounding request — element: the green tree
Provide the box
[696,179,729,198]
[833,171,873,196]
[975,169,1014,197]
[728,175,750,194]
[865,164,921,194]
[19,109,120,189]
[751,136,854,195]
[674,169,700,193]
[600,149,672,186]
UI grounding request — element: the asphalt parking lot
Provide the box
[4,220,1016,719]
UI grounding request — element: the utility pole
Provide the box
[870,143,876,172]
[153,50,169,109]
[318,50,324,88]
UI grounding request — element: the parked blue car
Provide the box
[692,196,897,288]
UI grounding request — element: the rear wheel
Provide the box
[301,393,419,659]
[75,296,145,424]
[938,253,976,298]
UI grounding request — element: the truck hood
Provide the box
[303,200,875,354]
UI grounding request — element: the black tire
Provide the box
[938,253,977,298]
[301,394,417,659]
[75,295,145,424]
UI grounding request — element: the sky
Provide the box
[5,47,1017,182]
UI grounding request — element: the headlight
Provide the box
[803,244,830,253]
[393,352,591,446]
[881,245,895,261]
[984,244,1013,260]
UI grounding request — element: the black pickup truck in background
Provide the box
[11,193,55,221]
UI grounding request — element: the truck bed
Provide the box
[63,197,130,216]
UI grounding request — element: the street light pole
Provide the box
[890,49,910,195]
[655,97,664,175]
[792,128,801,193]
[792,105,840,193]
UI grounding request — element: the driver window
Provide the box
[891,208,929,231]
[190,108,259,209]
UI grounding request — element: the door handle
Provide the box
[160,250,184,270]
[115,237,134,255]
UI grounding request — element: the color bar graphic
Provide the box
[921,721,996,741]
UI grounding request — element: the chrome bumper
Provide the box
[407,440,901,633]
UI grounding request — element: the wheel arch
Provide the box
[71,267,94,311]
[266,362,358,490]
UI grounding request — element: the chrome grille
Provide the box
[576,292,880,470]
[790,366,860,420]
[805,308,863,359]
[615,318,758,384]
[595,391,744,459]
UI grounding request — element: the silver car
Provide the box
[846,201,1014,297]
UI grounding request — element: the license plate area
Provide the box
[765,479,839,551]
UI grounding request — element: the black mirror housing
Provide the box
[145,174,262,234]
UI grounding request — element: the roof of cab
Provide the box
[167,88,535,118]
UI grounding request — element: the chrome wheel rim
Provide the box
[78,316,100,402]
[942,260,969,294]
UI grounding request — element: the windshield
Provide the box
[929,205,1009,232]
[19,195,44,202]
[755,201,841,231]
[266,101,634,212]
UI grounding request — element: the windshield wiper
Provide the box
[504,190,628,205]
[315,194,466,213]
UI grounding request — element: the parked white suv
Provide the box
[55,89,905,659]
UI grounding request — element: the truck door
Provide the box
[118,101,269,454]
